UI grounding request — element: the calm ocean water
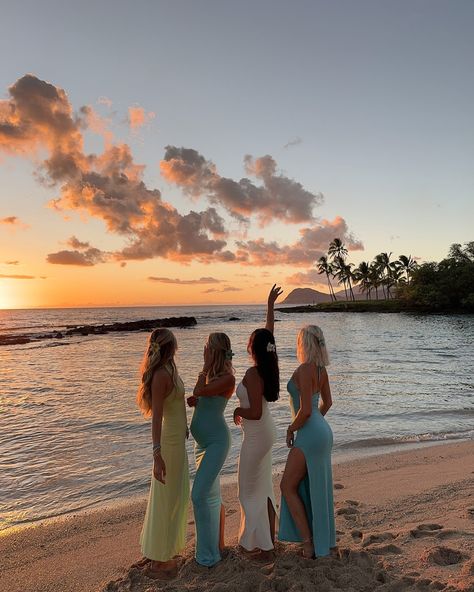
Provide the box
[0,305,473,532]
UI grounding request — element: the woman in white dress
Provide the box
[233,285,282,558]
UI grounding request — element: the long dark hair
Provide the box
[247,328,279,402]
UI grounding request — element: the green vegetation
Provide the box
[399,242,474,312]
[317,239,416,301]
[308,240,474,314]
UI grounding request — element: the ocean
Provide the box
[0,305,473,532]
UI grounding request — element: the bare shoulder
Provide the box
[151,366,172,388]
[244,366,262,385]
[297,362,314,378]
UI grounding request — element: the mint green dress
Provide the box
[190,395,231,566]
[140,370,190,562]
[278,372,336,557]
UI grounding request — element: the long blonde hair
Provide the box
[136,328,178,417]
[297,325,330,367]
[206,332,234,381]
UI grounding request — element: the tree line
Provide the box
[317,238,417,301]
[317,239,474,312]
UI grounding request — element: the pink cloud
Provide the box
[128,106,155,131]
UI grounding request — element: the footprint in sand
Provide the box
[226,508,237,516]
[351,530,363,541]
[423,545,465,566]
[334,483,344,489]
[366,543,402,555]
[467,507,474,519]
[362,532,395,548]
[336,506,358,516]
[410,523,443,538]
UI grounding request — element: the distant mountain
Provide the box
[281,286,363,305]
[281,288,333,305]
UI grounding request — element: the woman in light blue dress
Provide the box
[279,325,336,558]
[187,332,234,567]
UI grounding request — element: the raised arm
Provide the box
[151,368,173,483]
[265,284,283,333]
[233,368,263,422]
[286,364,313,446]
[318,367,332,416]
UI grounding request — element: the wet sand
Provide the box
[1,441,473,592]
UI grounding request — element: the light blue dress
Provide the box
[190,395,231,566]
[278,372,336,557]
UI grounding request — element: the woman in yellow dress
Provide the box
[136,328,190,579]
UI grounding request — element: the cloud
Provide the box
[0,216,29,229]
[66,236,93,250]
[160,147,323,225]
[148,276,220,285]
[0,75,363,269]
[4,260,19,265]
[97,96,113,108]
[0,273,35,279]
[286,268,327,286]
[203,285,241,293]
[0,75,233,265]
[235,216,364,267]
[128,106,155,131]
[47,247,107,266]
[283,136,302,149]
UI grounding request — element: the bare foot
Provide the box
[301,540,314,559]
[144,559,178,580]
[130,557,151,569]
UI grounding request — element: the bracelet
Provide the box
[153,443,161,455]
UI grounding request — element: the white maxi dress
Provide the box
[236,381,277,551]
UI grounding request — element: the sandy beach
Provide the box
[1,441,473,592]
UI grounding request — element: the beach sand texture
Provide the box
[1,441,473,592]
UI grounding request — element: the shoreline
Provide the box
[1,440,472,592]
[277,300,472,314]
[3,436,470,538]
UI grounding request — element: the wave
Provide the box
[337,429,474,450]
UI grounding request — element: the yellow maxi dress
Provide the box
[140,369,190,561]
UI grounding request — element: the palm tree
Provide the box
[398,255,417,285]
[354,261,372,300]
[344,261,356,301]
[369,262,382,300]
[387,263,405,298]
[332,255,349,300]
[374,252,393,298]
[328,238,348,261]
[317,256,337,301]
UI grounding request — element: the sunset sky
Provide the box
[1,0,473,309]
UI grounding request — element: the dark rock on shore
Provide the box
[228,317,240,321]
[65,316,197,336]
[0,316,197,346]
[0,334,32,346]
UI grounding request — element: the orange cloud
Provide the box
[128,106,155,131]
[235,217,364,267]
[160,147,323,225]
[0,75,363,270]
[0,273,35,279]
[148,276,220,284]
[0,216,29,230]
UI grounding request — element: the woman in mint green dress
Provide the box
[279,325,336,558]
[187,332,234,566]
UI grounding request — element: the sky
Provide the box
[0,0,473,309]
